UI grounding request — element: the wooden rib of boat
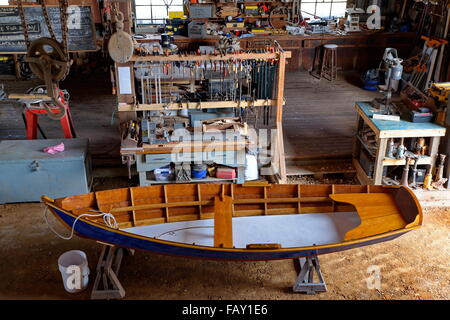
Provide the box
[42,183,422,261]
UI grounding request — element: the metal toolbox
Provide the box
[188,4,214,18]
[0,139,92,203]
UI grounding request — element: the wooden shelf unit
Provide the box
[114,49,291,183]
[353,101,447,185]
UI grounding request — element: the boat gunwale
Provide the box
[43,198,421,254]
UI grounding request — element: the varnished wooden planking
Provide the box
[344,214,406,241]
[330,193,407,240]
[214,195,233,248]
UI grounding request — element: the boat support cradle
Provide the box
[293,255,327,294]
[91,243,134,300]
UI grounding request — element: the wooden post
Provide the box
[373,137,388,185]
[213,195,233,248]
[276,52,287,183]
[428,136,441,174]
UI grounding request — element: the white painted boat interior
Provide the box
[123,212,361,248]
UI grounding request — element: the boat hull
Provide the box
[49,205,411,261]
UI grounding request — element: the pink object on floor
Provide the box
[43,142,65,154]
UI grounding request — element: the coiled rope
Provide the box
[44,207,118,240]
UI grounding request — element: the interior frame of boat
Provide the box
[47,183,422,249]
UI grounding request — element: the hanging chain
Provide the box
[40,0,56,40]
[17,0,30,48]
[111,2,119,28]
[59,0,69,60]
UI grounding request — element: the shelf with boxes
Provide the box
[188,1,294,35]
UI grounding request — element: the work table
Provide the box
[135,32,417,72]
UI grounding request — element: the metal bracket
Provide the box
[121,154,136,179]
[293,255,327,294]
[91,244,134,300]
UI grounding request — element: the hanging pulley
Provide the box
[26,37,70,82]
[25,38,70,120]
[108,11,134,63]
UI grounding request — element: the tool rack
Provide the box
[114,47,291,185]
[353,101,446,185]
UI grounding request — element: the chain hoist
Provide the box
[40,0,56,40]
[17,0,72,120]
[17,0,29,48]
[59,0,70,61]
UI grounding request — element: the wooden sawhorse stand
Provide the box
[293,255,327,295]
[91,243,134,300]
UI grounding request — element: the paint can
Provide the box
[154,166,172,181]
[58,250,90,293]
[192,163,207,179]
[245,153,259,181]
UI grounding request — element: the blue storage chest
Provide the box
[0,138,92,203]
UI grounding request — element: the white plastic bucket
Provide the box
[245,153,259,181]
[58,250,90,293]
[178,108,189,117]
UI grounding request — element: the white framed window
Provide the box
[135,0,184,25]
[300,0,348,19]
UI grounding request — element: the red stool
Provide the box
[25,91,76,139]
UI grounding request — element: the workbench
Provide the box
[135,32,417,72]
[353,101,447,185]
[115,48,290,184]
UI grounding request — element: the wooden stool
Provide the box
[320,44,338,81]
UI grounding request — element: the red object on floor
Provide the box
[25,91,76,139]
[216,167,236,179]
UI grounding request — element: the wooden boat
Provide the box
[42,183,422,261]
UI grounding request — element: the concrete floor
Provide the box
[0,181,448,300]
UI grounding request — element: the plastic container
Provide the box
[216,167,236,179]
[192,164,207,179]
[58,250,90,293]
[245,153,259,181]
[361,69,381,91]
[154,166,172,181]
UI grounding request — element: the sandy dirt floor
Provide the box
[0,178,448,300]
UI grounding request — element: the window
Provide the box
[300,0,348,19]
[135,0,184,25]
